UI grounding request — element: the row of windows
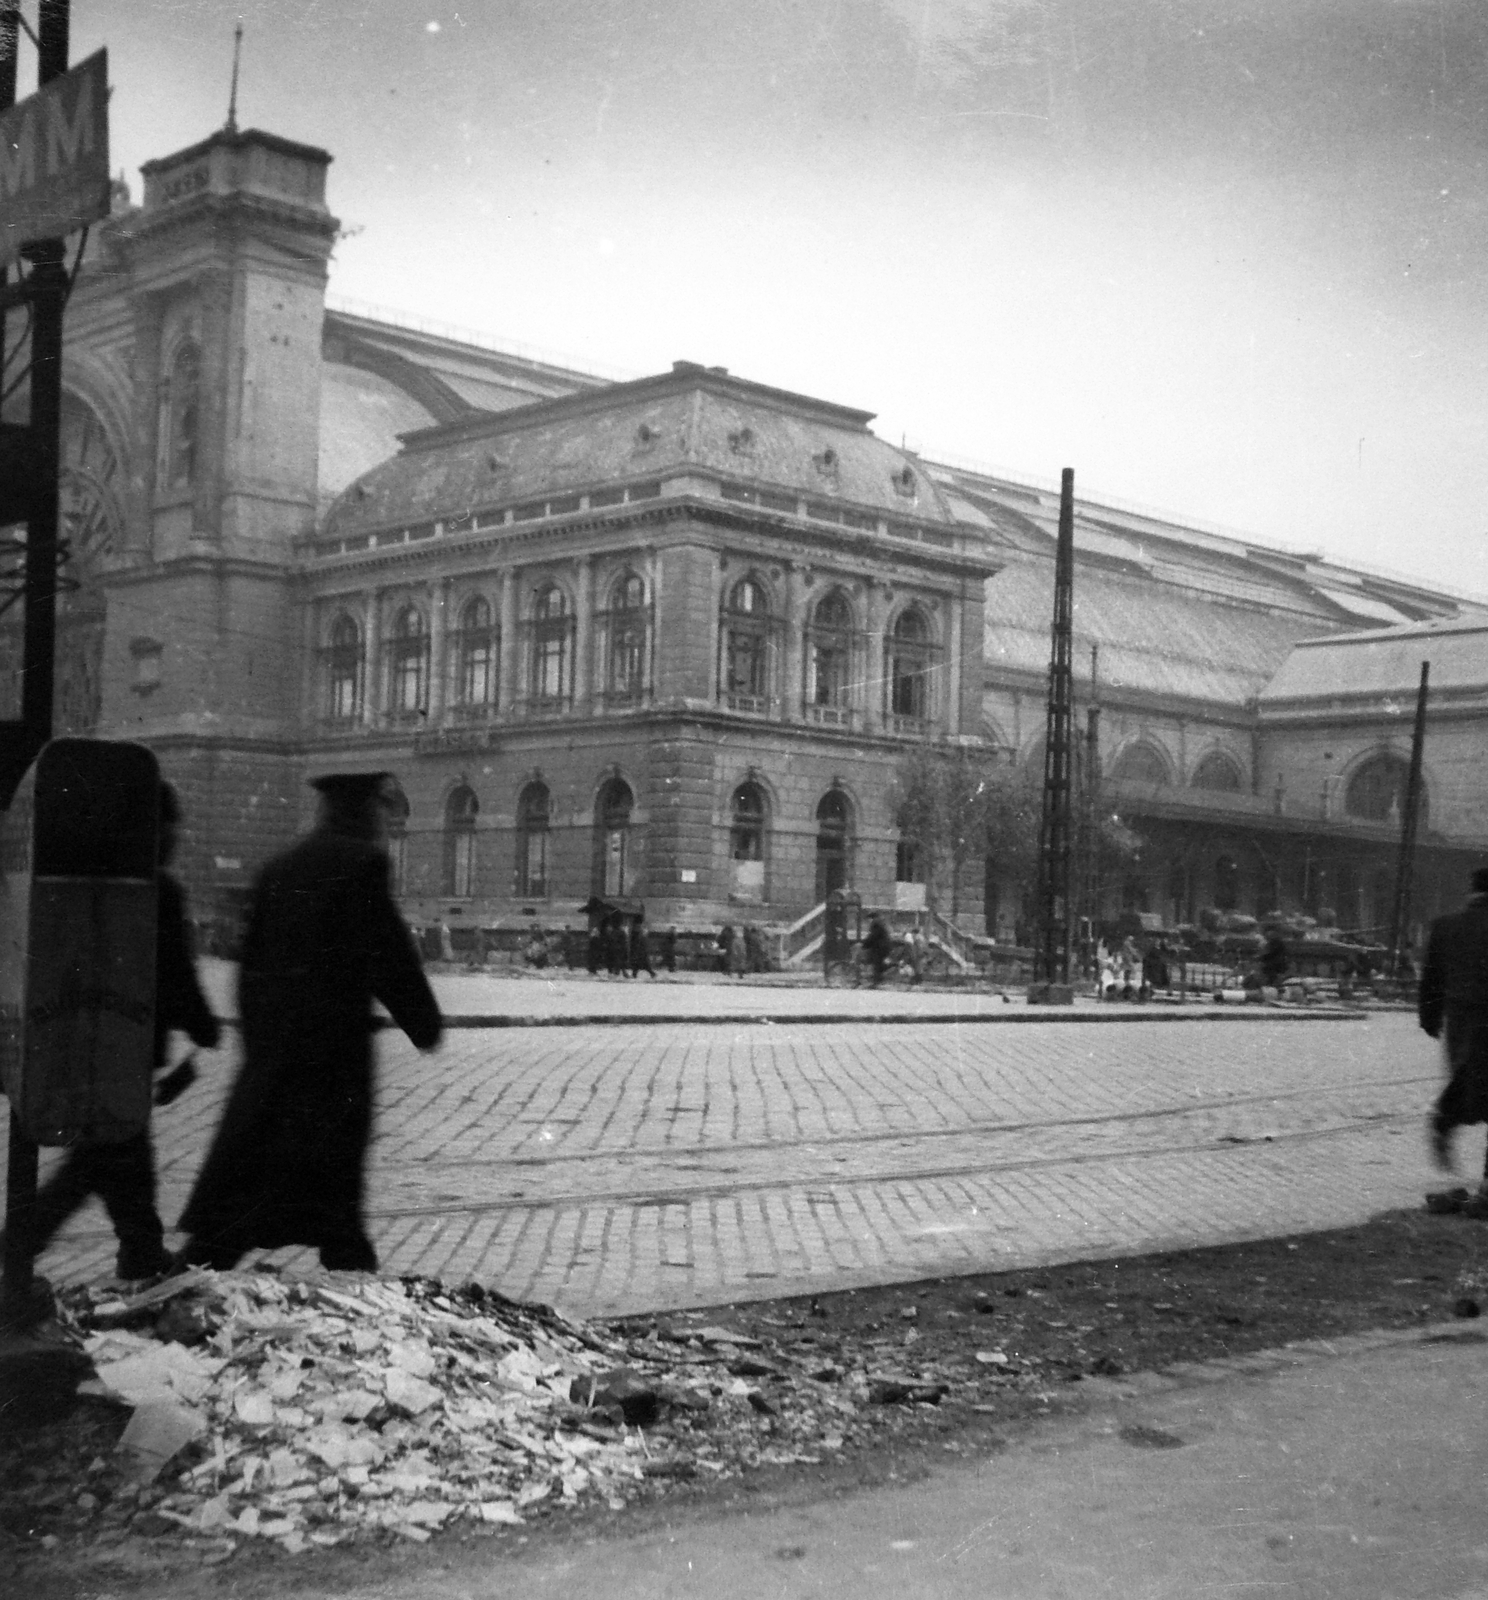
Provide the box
[389,777,859,903]
[324,576,942,725]
[325,577,648,721]
[1102,744,1426,822]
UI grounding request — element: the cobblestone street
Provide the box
[9,992,1448,1320]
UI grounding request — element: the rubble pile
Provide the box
[30,1270,1022,1559]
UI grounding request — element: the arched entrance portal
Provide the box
[815,789,852,902]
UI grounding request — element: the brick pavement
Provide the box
[7,1005,1453,1321]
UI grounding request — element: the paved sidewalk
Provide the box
[10,1002,1451,1319]
[200,961,1368,1026]
[206,1320,1488,1600]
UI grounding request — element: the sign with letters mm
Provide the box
[0,49,110,269]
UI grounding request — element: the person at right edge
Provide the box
[1421,866,1488,1189]
[176,772,442,1273]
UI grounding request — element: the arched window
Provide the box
[888,608,931,722]
[530,584,572,707]
[596,777,633,897]
[730,781,767,902]
[814,788,853,901]
[606,573,648,703]
[456,595,497,711]
[443,785,478,898]
[1345,753,1425,825]
[386,783,410,897]
[327,614,363,723]
[388,606,428,716]
[1110,742,1169,787]
[164,340,200,489]
[808,589,854,718]
[721,577,771,710]
[1191,750,1243,792]
[1215,854,1241,912]
[516,781,550,898]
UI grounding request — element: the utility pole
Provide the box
[1031,467,1075,1002]
[3,0,71,1322]
[1388,661,1430,981]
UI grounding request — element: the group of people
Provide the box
[1094,935,1173,1001]
[586,914,675,978]
[22,771,443,1282]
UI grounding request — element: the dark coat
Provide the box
[1421,896,1488,1128]
[156,872,220,1067]
[178,826,441,1258]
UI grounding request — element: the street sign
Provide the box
[0,49,109,268]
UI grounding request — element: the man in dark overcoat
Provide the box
[1421,865,1488,1174]
[177,772,441,1272]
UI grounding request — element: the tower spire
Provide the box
[225,20,243,133]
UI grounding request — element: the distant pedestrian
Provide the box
[1421,866,1488,1175]
[177,772,441,1273]
[1260,927,1288,990]
[604,914,627,977]
[863,916,892,988]
[661,926,678,974]
[727,923,748,978]
[25,781,220,1282]
[587,922,602,975]
[716,925,733,975]
[629,913,655,978]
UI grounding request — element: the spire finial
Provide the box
[225,20,243,133]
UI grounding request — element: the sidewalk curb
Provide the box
[1071,1317,1486,1408]
[428,1008,1370,1029]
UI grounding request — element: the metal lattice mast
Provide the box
[1035,468,1076,985]
[1388,660,1429,978]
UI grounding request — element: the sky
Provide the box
[56,0,1488,595]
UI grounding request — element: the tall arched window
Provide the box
[443,785,478,898]
[388,606,429,716]
[164,340,201,489]
[808,589,854,719]
[730,780,767,902]
[516,781,550,898]
[1110,742,1170,787]
[386,783,410,897]
[1345,753,1425,825]
[722,577,771,710]
[607,573,648,703]
[888,608,931,722]
[814,788,853,901]
[327,614,363,723]
[1191,750,1243,792]
[1215,853,1241,912]
[530,584,572,707]
[596,777,633,897]
[456,595,497,712]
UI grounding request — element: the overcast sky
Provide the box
[68,0,1488,595]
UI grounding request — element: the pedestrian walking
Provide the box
[604,913,627,977]
[629,913,655,978]
[587,921,602,975]
[716,925,733,975]
[1421,866,1488,1177]
[21,781,220,1282]
[661,926,677,974]
[176,772,441,1273]
[727,922,748,979]
[863,915,892,988]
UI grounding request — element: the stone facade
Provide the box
[4,115,1485,953]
